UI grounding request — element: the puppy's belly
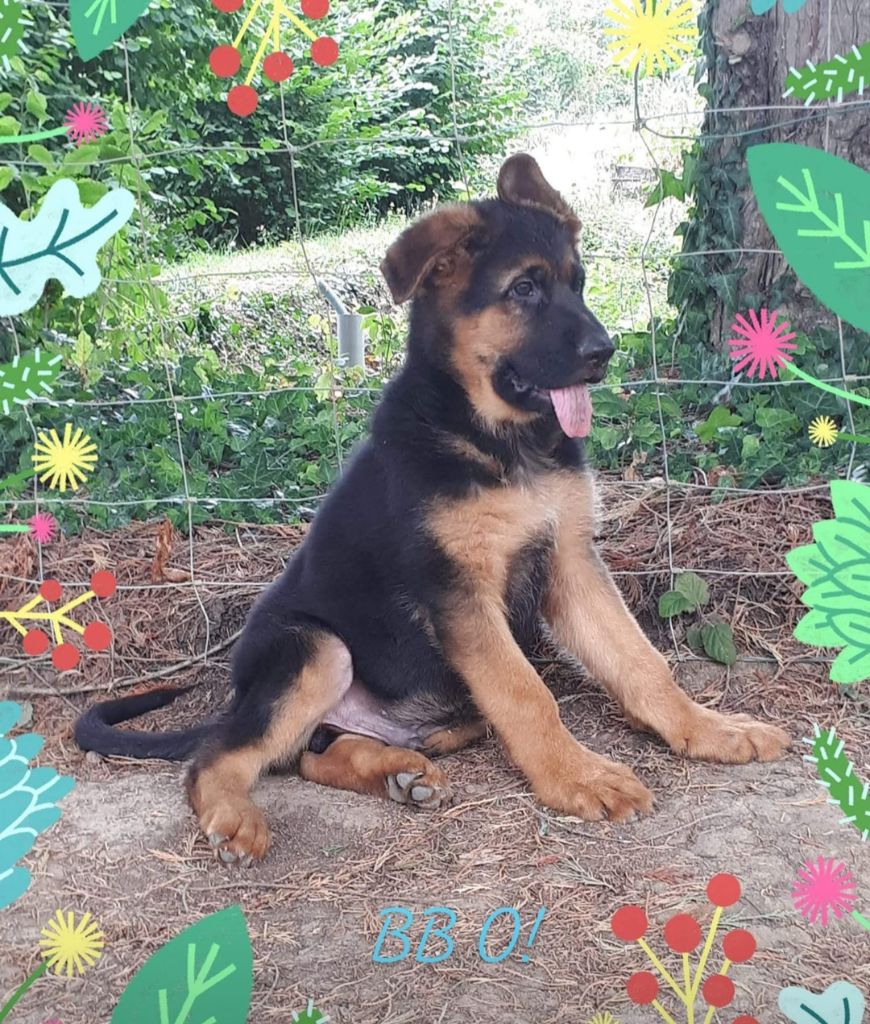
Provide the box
[321,679,428,750]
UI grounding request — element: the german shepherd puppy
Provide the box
[76,155,790,865]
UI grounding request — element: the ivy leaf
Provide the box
[695,405,742,442]
[70,0,155,61]
[701,623,737,665]
[25,90,47,123]
[0,178,135,316]
[747,144,870,333]
[659,590,693,618]
[685,625,704,653]
[110,905,253,1024]
[675,571,709,608]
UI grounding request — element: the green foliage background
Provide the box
[0,0,867,536]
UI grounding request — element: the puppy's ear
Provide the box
[380,204,484,305]
[497,153,580,235]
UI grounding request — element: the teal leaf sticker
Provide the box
[779,981,865,1024]
[806,724,870,843]
[747,144,870,333]
[752,0,808,11]
[69,0,155,61]
[0,700,75,911]
[0,348,63,418]
[784,42,870,106]
[110,905,253,1024]
[0,178,135,316]
[786,480,870,684]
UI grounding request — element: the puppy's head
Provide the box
[380,154,614,437]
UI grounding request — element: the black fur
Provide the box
[75,177,613,771]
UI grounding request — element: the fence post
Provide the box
[317,278,365,369]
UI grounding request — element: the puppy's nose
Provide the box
[581,334,615,371]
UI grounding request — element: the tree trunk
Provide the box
[673,0,870,351]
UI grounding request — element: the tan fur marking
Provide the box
[423,719,489,755]
[442,435,506,479]
[427,473,652,821]
[450,306,537,429]
[189,633,352,860]
[300,734,452,807]
[543,483,790,765]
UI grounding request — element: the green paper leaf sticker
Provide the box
[807,724,870,842]
[110,905,253,1024]
[747,144,870,333]
[69,0,155,61]
[0,178,135,316]
[784,42,870,106]
[787,480,870,684]
[0,347,62,417]
[779,980,865,1024]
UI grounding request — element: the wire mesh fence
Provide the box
[1,0,868,689]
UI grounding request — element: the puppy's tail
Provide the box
[74,687,212,761]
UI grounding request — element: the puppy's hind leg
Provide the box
[187,617,352,864]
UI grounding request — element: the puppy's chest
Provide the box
[427,471,594,587]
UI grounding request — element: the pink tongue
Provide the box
[549,384,593,438]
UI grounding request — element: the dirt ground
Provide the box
[2,483,869,1024]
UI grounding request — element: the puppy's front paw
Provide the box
[672,706,790,764]
[535,749,653,823]
[200,798,272,865]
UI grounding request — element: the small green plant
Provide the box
[657,571,738,665]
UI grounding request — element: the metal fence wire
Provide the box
[1,0,867,689]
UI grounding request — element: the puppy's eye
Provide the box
[511,279,537,299]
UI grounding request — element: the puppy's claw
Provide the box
[208,833,226,847]
[218,847,237,864]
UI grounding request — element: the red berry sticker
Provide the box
[52,643,80,671]
[210,44,242,78]
[611,906,648,941]
[228,84,259,116]
[264,51,294,82]
[83,621,112,652]
[722,929,756,963]
[707,873,741,907]
[23,629,50,656]
[39,579,62,602]
[627,971,659,1005]
[311,36,339,66]
[301,0,329,17]
[703,975,735,1007]
[4,570,116,671]
[663,913,702,953]
[90,571,117,599]
[211,0,337,116]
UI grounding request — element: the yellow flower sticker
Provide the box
[40,909,105,977]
